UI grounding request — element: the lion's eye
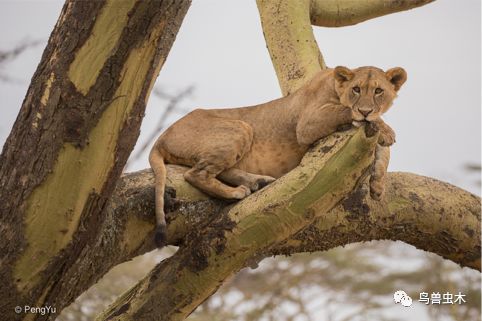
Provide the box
[375,88,383,94]
[352,86,360,94]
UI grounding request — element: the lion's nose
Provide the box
[359,108,372,117]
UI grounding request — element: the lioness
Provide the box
[150,66,407,247]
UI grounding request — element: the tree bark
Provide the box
[96,131,480,321]
[101,157,482,275]
[0,1,190,320]
[94,133,480,321]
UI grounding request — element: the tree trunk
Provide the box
[0,1,190,320]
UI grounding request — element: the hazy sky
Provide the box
[0,0,480,196]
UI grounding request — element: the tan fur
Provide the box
[370,145,391,200]
[149,66,407,247]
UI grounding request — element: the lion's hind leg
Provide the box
[183,119,255,200]
[218,168,276,192]
[184,165,252,200]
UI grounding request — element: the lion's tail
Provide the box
[149,147,167,248]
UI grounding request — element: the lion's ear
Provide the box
[334,66,354,83]
[386,67,407,91]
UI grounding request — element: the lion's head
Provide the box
[333,66,407,122]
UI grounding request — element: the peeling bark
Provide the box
[0,1,190,320]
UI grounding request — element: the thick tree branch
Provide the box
[96,127,480,320]
[106,153,481,274]
[310,0,436,27]
[275,171,481,270]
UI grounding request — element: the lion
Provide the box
[149,66,407,247]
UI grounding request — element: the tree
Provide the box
[0,1,190,320]
[0,1,479,321]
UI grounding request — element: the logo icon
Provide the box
[394,290,413,307]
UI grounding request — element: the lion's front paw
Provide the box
[377,123,396,147]
[231,185,251,199]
